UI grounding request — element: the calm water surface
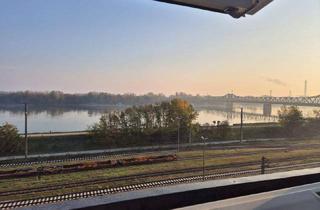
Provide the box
[0,103,318,133]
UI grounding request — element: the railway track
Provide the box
[2,148,320,181]
[2,161,320,209]
[180,151,320,161]
[0,150,177,168]
[0,161,261,197]
[1,153,320,198]
[1,142,319,169]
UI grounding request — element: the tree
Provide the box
[89,111,121,138]
[278,106,304,137]
[90,99,199,142]
[303,110,320,136]
[0,123,22,155]
[168,99,198,128]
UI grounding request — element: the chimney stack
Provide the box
[304,80,308,97]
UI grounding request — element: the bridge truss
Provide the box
[218,94,320,107]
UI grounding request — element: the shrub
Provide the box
[0,123,22,155]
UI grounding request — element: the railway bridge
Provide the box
[209,94,320,116]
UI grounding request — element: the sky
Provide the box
[0,0,319,96]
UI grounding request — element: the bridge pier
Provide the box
[225,102,233,112]
[263,103,272,116]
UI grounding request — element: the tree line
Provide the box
[0,91,226,106]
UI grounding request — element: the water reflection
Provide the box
[0,104,318,133]
[199,109,278,122]
[0,105,125,118]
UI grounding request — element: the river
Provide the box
[0,103,318,133]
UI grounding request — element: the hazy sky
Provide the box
[0,0,319,96]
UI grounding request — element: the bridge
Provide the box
[205,94,320,116]
[202,109,278,122]
[221,94,320,107]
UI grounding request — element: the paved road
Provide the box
[0,137,287,161]
[20,131,89,138]
[22,123,279,138]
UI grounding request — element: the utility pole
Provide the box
[24,103,28,158]
[201,136,207,181]
[240,108,243,143]
[189,125,192,144]
[177,117,181,152]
